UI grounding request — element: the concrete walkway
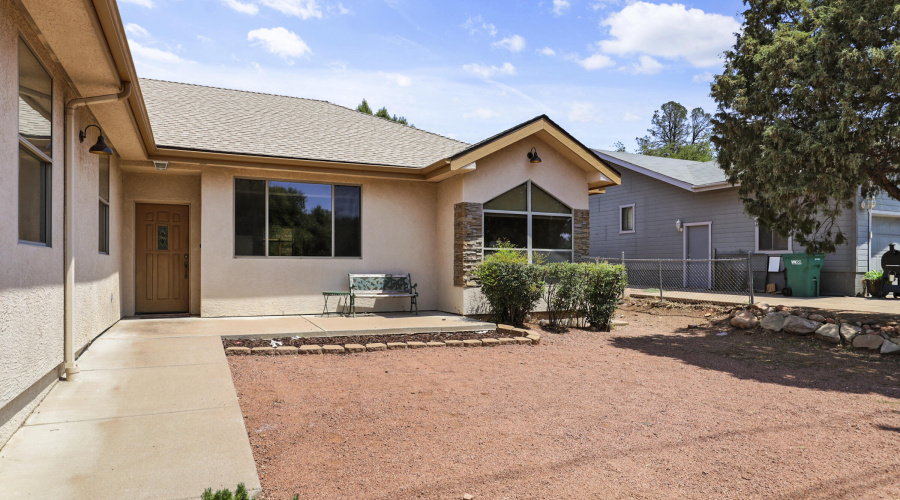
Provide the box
[628,288,900,315]
[0,322,261,499]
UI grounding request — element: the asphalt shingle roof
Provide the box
[593,149,727,188]
[140,78,471,169]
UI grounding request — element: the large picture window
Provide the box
[483,181,573,263]
[18,38,53,245]
[234,179,361,258]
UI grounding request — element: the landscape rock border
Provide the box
[730,302,900,356]
[227,329,541,356]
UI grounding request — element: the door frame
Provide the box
[134,202,192,315]
[682,222,712,289]
[869,210,900,271]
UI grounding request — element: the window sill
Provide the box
[755,249,793,254]
[18,240,50,248]
[619,230,635,235]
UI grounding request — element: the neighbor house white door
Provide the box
[684,223,712,289]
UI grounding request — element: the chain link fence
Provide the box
[595,254,756,304]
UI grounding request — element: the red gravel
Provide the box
[229,305,900,499]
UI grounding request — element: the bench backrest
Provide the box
[349,273,412,293]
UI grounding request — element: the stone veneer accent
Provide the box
[574,209,590,262]
[454,202,483,287]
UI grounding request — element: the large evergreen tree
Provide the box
[633,101,714,161]
[711,0,899,253]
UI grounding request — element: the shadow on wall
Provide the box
[609,324,900,399]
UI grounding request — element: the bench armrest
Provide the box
[411,283,418,293]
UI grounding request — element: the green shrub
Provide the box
[473,242,544,326]
[580,262,628,332]
[201,483,249,500]
[864,269,883,281]
[542,262,585,330]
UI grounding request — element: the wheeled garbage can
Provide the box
[782,253,825,297]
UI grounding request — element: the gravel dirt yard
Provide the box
[229,303,900,500]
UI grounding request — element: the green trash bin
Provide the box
[782,253,825,297]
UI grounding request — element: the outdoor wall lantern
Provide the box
[79,124,113,155]
[676,219,684,232]
[861,195,877,212]
[526,147,542,164]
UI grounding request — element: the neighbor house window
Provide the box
[757,224,791,252]
[99,155,110,254]
[620,204,635,233]
[18,38,53,245]
[483,181,573,263]
[234,179,361,257]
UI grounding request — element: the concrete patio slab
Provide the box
[0,406,256,500]
[103,315,323,340]
[77,335,226,370]
[26,362,237,425]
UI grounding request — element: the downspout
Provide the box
[63,81,131,382]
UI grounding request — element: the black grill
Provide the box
[880,243,900,298]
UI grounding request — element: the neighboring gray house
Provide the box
[589,150,900,297]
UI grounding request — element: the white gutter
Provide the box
[63,82,131,382]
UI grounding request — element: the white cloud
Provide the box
[693,71,715,83]
[124,23,149,38]
[622,112,640,121]
[568,102,595,123]
[197,35,213,43]
[589,0,621,10]
[247,27,312,60]
[598,2,741,67]
[463,62,516,79]
[258,0,322,19]
[578,53,614,70]
[493,34,526,53]
[462,15,497,37]
[382,72,412,87]
[128,40,187,63]
[463,108,499,120]
[121,0,153,7]
[553,0,571,16]
[627,55,664,74]
[330,2,351,15]
[222,0,259,15]
[539,47,556,56]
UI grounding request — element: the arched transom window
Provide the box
[483,181,573,263]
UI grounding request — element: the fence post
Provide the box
[658,259,663,301]
[747,251,754,305]
[621,251,625,264]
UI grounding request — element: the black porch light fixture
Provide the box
[526,147,542,164]
[79,124,113,155]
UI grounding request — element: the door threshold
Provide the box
[127,313,194,320]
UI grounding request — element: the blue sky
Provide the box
[119,0,746,150]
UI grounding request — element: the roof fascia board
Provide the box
[424,161,476,182]
[691,182,738,192]
[91,0,157,157]
[447,117,621,184]
[593,151,695,192]
[151,149,430,180]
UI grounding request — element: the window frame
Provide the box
[754,222,793,254]
[232,177,363,259]
[17,37,53,247]
[482,180,574,263]
[619,204,635,234]
[98,155,110,254]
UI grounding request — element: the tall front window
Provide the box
[98,155,110,254]
[18,38,53,245]
[234,179,361,257]
[483,181,573,263]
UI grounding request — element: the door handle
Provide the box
[184,255,189,279]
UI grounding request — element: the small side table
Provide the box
[322,291,350,316]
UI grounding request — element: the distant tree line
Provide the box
[356,99,413,127]
[614,101,714,162]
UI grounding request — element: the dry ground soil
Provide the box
[229,303,900,500]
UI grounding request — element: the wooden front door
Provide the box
[135,203,190,314]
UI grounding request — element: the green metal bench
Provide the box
[348,273,418,317]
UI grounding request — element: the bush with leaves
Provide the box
[580,262,628,332]
[542,262,585,330]
[472,242,543,327]
[201,483,298,500]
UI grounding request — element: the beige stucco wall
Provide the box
[0,0,125,447]
[120,169,202,316]
[442,136,594,315]
[200,166,438,317]
[435,175,464,313]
